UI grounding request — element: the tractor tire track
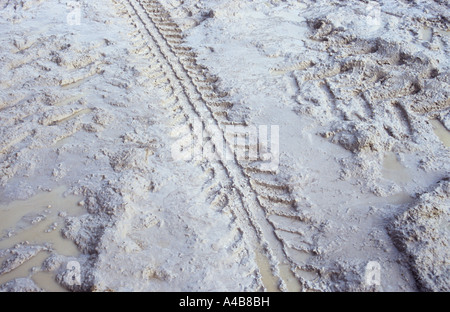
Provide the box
[116,0,322,291]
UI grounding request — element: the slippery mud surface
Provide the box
[0,0,449,292]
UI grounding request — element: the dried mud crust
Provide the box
[388,178,450,292]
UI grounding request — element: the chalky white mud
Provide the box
[0,0,448,292]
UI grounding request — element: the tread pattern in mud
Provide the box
[115,0,332,291]
[0,0,145,291]
[293,17,450,154]
[0,26,114,186]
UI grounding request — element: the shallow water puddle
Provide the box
[418,26,450,45]
[254,249,280,292]
[385,192,414,206]
[0,251,49,288]
[419,26,433,42]
[32,270,68,292]
[254,249,302,292]
[0,251,67,292]
[382,152,411,185]
[430,119,450,148]
[278,263,302,292]
[0,186,85,291]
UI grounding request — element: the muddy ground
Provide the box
[0,0,448,292]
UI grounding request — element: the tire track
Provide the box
[117,0,320,291]
[294,17,450,155]
[0,5,123,186]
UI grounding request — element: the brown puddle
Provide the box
[430,119,450,148]
[279,263,302,292]
[254,248,303,292]
[0,186,85,291]
[254,249,280,292]
[382,152,411,185]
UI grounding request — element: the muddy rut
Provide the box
[107,0,323,291]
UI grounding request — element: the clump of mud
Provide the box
[388,178,450,292]
[0,277,42,292]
